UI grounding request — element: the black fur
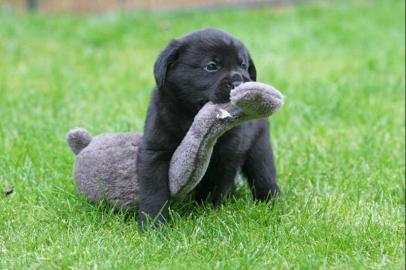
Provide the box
[137,28,280,227]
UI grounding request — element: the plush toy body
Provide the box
[67,82,284,209]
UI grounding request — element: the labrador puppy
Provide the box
[137,28,281,227]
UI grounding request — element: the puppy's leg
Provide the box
[242,123,281,201]
[137,149,172,228]
[194,147,241,205]
[194,166,239,205]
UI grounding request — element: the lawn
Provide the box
[0,0,404,269]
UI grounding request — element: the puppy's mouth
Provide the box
[194,81,246,110]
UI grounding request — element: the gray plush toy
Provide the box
[67,82,284,210]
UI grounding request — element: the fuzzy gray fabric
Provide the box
[67,131,142,209]
[67,82,284,209]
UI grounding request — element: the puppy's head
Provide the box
[154,28,256,111]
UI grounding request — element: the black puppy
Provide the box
[137,28,280,226]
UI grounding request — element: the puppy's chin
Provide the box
[210,95,230,105]
[195,91,229,110]
[191,99,210,113]
[197,100,208,108]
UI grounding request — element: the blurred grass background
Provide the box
[0,0,405,269]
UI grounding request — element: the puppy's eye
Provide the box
[205,61,219,72]
[241,62,247,69]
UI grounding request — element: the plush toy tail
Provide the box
[66,128,92,155]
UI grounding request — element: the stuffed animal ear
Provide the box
[248,55,257,81]
[154,39,182,89]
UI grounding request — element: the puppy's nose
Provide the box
[230,72,243,89]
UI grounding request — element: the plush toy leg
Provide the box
[169,103,237,197]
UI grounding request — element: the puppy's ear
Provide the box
[154,39,181,89]
[248,55,257,81]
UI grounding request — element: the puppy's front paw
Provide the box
[230,82,284,117]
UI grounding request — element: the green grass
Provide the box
[0,0,404,269]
